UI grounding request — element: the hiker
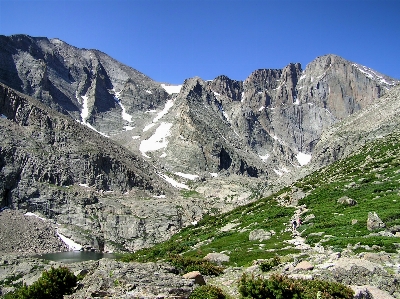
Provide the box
[292,219,297,230]
[298,217,303,227]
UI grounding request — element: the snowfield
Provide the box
[161,84,182,94]
[139,122,172,158]
[296,152,312,166]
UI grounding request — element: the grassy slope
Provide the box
[120,130,400,265]
[297,131,400,252]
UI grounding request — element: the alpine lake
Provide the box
[35,251,115,264]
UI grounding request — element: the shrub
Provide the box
[3,266,77,299]
[189,285,226,299]
[259,256,281,272]
[238,273,354,299]
[167,255,224,276]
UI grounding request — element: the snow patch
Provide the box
[352,63,396,86]
[258,106,265,111]
[132,135,141,140]
[124,126,134,131]
[145,90,152,94]
[281,167,290,173]
[139,122,172,157]
[160,152,167,158]
[76,92,109,137]
[296,152,312,166]
[57,232,83,251]
[83,122,109,138]
[273,167,290,176]
[0,114,7,119]
[158,173,189,189]
[175,172,199,180]
[146,110,157,113]
[213,91,221,96]
[161,84,182,94]
[259,154,270,162]
[153,99,174,122]
[80,94,89,123]
[223,111,230,121]
[114,90,133,122]
[25,212,46,221]
[299,74,306,80]
[79,183,89,188]
[241,92,245,102]
[293,97,300,105]
[210,173,218,177]
[153,194,166,198]
[143,123,156,132]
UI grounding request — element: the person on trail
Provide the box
[292,219,297,230]
[298,218,303,227]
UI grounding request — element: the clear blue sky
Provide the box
[0,0,399,84]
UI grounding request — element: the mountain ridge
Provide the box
[1,34,400,252]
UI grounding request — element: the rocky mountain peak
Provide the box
[207,75,243,102]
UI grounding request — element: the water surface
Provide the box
[36,251,115,263]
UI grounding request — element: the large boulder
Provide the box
[294,261,314,271]
[203,252,229,265]
[367,212,385,231]
[182,271,206,286]
[249,229,275,241]
[337,196,357,206]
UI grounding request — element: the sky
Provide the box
[0,0,399,84]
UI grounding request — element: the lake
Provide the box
[35,251,115,263]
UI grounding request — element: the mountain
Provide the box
[0,34,169,136]
[0,34,399,253]
[1,35,398,185]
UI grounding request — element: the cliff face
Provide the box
[115,54,398,180]
[0,82,207,251]
[0,34,169,136]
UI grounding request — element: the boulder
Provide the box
[182,271,206,285]
[294,261,314,271]
[203,252,229,265]
[249,229,274,241]
[337,196,357,206]
[367,212,385,231]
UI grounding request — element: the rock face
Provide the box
[311,85,400,170]
[0,82,206,251]
[0,34,169,136]
[0,82,169,204]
